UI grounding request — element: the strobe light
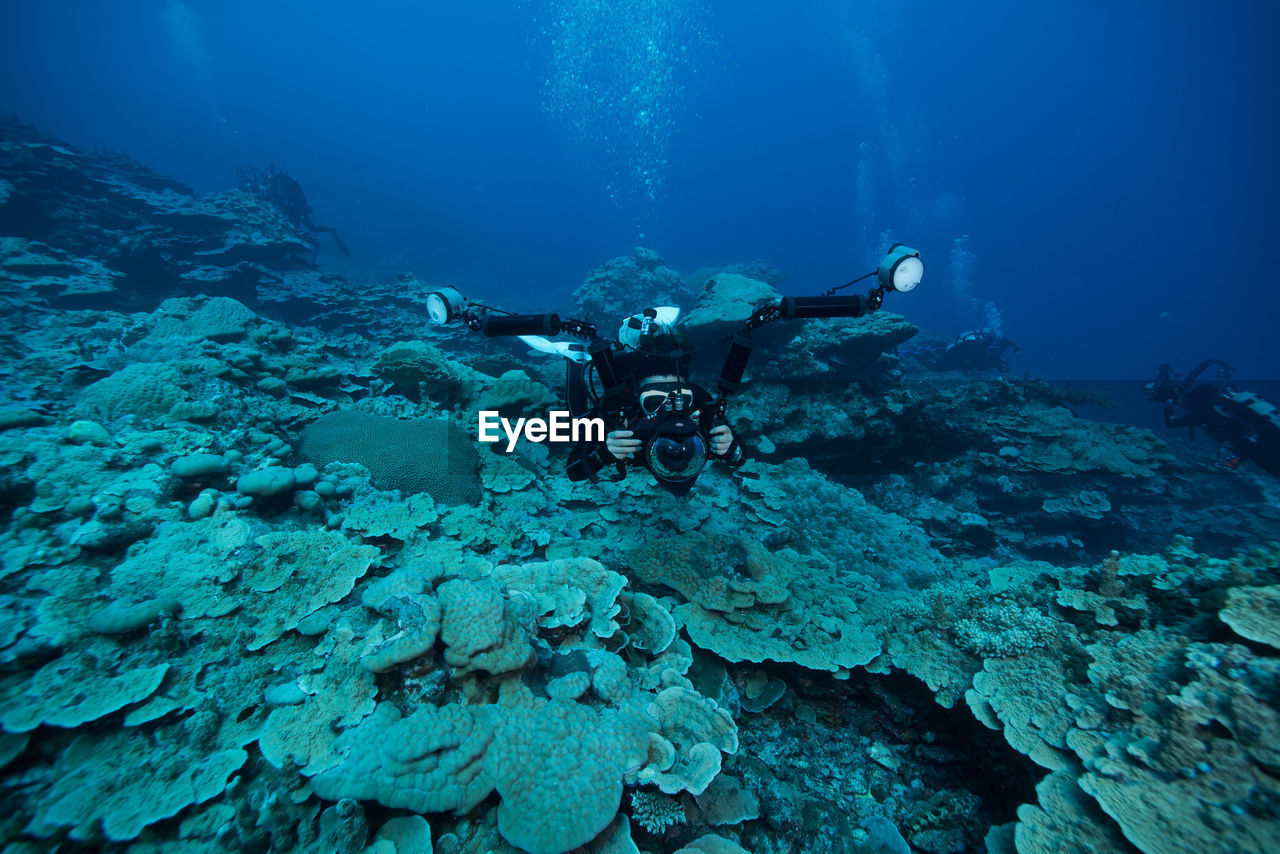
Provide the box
[877,244,924,293]
[426,286,466,324]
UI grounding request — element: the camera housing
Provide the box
[628,410,710,494]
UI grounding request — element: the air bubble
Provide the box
[532,0,715,210]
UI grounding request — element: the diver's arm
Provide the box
[567,418,634,481]
[567,441,614,482]
[303,218,352,256]
[697,385,746,464]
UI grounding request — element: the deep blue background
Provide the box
[3,0,1277,381]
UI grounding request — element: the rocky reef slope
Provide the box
[1,121,1277,854]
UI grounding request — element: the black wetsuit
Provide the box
[242,166,350,258]
[957,333,1017,371]
[267,171,313,225]
[920,331,1019,372]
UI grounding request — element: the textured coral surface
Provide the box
[1,119,1278,854]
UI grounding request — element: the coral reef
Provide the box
[2,121,1278,854]
[0,117,313,309]
[573,246,695,325]
[300,410,482,505]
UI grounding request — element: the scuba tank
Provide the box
[1217,390,1280,444]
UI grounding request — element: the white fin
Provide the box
[618,306,683,349]
[518,335,559,355]
[519,335,591,363]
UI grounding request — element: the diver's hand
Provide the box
[710,424,734,456]
[606,430,642,460]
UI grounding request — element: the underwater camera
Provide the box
[628,409,710,495]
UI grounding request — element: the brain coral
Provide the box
[300,410,481,505]
[77,362,189,421]
[142,296,258,343]
[372,340,480,404]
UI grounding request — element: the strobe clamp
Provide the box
[559,318,599,340]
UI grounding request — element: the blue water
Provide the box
[3,0,1277,380]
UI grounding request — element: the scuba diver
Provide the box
[237,164,351,259]
[562,307,743,491]
[425,245,925,495]
[1145,359,1280,477]
[912,329,1020,373]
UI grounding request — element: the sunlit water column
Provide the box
[531,0,713,238]
[163,0,239,146]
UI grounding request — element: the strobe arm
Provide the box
[1180,358,1236,393]
[426,285,599,340]
[474,311,598,339]
[479,313,561,337]
[716,294,875,400]
[779,294,872,319]
[717,333,754,395]
[709,274,905,429]
[739,287,886,332]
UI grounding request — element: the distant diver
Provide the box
[425,245,925,495]
[912,329,1020,373]
[1145,359,1280,476]
[237,164,351,259]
